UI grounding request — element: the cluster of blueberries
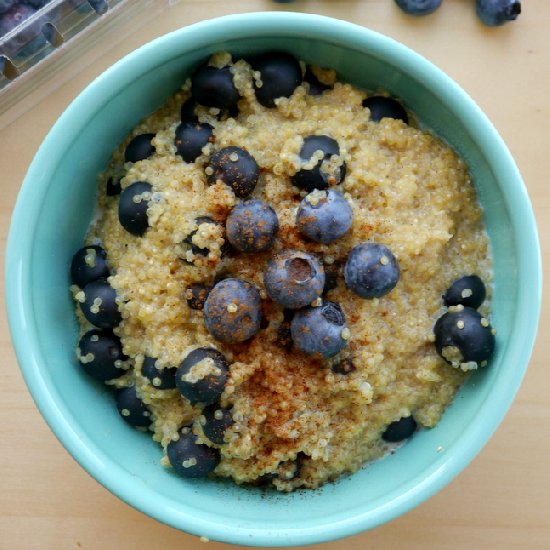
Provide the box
[0,0,48,37]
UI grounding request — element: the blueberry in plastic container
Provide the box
[207,146,260,198]
[77,330,127,382]
[124,133,156,163]
[167,427,220,478]
[443,275,486,309]
[118,181,153,236]
[382,416,417,442]
[202,405,234,444]
[80,278,121,329]
[394,0,443,16]
[115,385,151,427]
[174,121,214,163]
[476,0,521,26]
[70,245,110,288]
[191,64,240,109]
[363,96,409,124]
[142,356,177,389]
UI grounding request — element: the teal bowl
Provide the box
[5,12,541,547]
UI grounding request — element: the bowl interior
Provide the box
[7,13,540,547]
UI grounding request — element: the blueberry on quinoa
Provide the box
[304,67,332,96]
[142,356,177,389]
[180,98,198,123]
[296,189,352,243]
[207,146,259,198]
[363,96,408,124]
[167,427,220,478]
[203,278,262,343]
[124,133,156,163]
[115,385,151,427]
[344,242,400,299]
[185,283,212,310]
[202,405,234,444]
[476,0,521,26]
[118,181,153,236]
[182,216,222,258]
[174,121,214,162]
[106,177,122,196]
[434,307,495,369]
[176,347,229,405]
[80,278,121,329]
[70,245,110,288]
[291,301,349,358]
[291,135,346,192]
[443,275,487,310]
[77,330,127,382]
[264,250,325,309]
[226,199,279,253]
[191,64,240,109]
[382,415,417,442]
[394,0,443,16]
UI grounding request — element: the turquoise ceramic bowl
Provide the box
[6,12,541,547]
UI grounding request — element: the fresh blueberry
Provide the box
[186,283,212,310]
[77,329,127,382]
[304,67,332,96]
[70,245,110,288]
[191,64,239,109]
[80,278,121,329]
[476,0,521,26]
[291,135,346,192]
[118,181,153,236]
[322,259,342,294]
[207,146,259,198]
[251,51,302,108]
[124,133,156,163]
[167,427,220,478]
[176,347,229,405]
[344,242,400,299]
[180,98,198,122]
[226,199,279,253]
[0,5,35,36]
[203,278,262,343]
[331,356,355,375]
[202,405,234,444]
[296,189,352,244]
[363,96,409,123]
[115,385,151,427]
[142,356,177,389]
[394,0,443,16]
[443,275,487,309]
[182,216,223,258]
[291,301,349,358]
[0,1,17,15]
[264,250,325,309]
[106,176,121,196]
[174,121,214,163]
[382,416,417,442]
[434,307,495,368]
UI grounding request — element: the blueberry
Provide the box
[363,96,408,124]
[176,347,229,405]
[186,283,212,310]
[382,416,417,442]
[203,278,262,343]
[77,330,126,382]
[476,0,521,25]
[80,278,121,329]
[331,357,355,375]
[116,385,151,427]
[180,98,198,122]
[291,301,348,358]
[322,259,342,294]
[174,121,214,163]
[202,405,234,444]
[118,181,153,236]
[226,199,279,253]
[434,307,495,368]
[0,5,35,36]
[394,0,442,16]
[106,176,121,196]
[167,427,220,478]
[291,135,346,192]
[124,133,156,163]
[344,243,400,299]
[264,250,325,309]
[443,275,486,309]
[183,216,222,258]
[191,64,239,109]
[142,356,177,389]
[0,1,17,16]
[250,51,302,108]
[207,146,259,198]
[304,68,332,96]
[70,245,110,288]
[296,189,352,244]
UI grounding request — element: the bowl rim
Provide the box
[5,11,542,547]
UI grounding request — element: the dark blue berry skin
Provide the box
[106,177,122,196]
[296,189,352,244]
[80,278,121,329]
[70,245,110,288]
[291,135,346,192]
[394,0,442,16]
[78,330,127,382]
[476,0,521,26]
[264,250,325,309]
[0,1,17,16]
[322,259,342,294]
[226,199,279,253]
[304,68,332,96]
[174,121,213,163]
[124,133,156,163]
[142,356,177,389]
[176,347,229,405]
[118,181,152,236]
[191,64,239,109]
[180,98,198,122]
[0,4,35,36]
[443,275,486,309]
[116,385,151,427]
[207,146,260,198]
[202,405,234,444]
[186,283,212,310]
[251,52,302,108]
[204,278,262,343]
[167,428,220,478]
[363,96,408,123]
[344,243,400,299]
[291,301,348,358]
[434,307,495,367]
[382,416,417,442]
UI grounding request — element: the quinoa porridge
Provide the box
[70,51,495,491]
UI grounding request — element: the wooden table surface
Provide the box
[1,1,548,548]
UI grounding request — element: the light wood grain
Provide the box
[2,1,549,548]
